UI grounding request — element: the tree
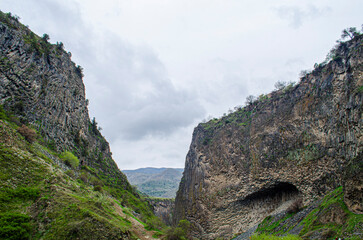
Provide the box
[60,151,79,169]
[341,27,359,40]
[299,70,309,78]
[245,95,256,105]
[75,65,84,78]
[56,41,64,50]
[274,81,287,91]
[166,219,190,240]
[42,33,50,42]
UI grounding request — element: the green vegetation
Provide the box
[286,144,322,164]
[0,212,32,240]
[165,219,190,240]
[255,187,363,240]
[256,213,295,235]
[251,233,301,240]
[0,106,166,239]
[60,151,80,169]
[0,11,20,30]
[299,187,362,239]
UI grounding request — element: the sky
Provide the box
[1,0,362,169]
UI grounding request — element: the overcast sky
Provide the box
[1,0,362,169]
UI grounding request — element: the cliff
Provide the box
[0,12,128,190]
[0,12,163,239]
[148,198,175,225]
[174,35,362,239]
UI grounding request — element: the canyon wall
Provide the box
[0,15,130,190]
[174,36,362,239]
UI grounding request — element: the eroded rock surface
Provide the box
[0,19,130,189]
[174,36,362,239]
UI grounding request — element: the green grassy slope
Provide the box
[0,107,164,240]
[253,187,362,240]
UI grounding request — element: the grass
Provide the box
[255,187,363,240]
[256,213,295,235]
[251,233,301,240]
[0,212,32,240]
[0,106,166,239]
[299,187,363,239]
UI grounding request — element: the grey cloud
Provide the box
[82,32,205,141]
[276,4,331,28]
[4,0,205,142]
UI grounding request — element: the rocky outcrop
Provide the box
[0,13,130,190]
[174,36,362,239]
[148,198,175,225]
[343,151,363,214]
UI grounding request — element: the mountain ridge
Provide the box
[123,167,183,198]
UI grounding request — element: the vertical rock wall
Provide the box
[0,17,130,189]
[174,36,363,239]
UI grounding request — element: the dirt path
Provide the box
[112,201,161,240]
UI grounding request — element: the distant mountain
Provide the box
[123,168,184,198]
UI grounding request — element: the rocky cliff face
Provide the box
[148,198,175,225]
[174,36,362,239]
[0,13,129,189]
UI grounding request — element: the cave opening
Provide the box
[238,182,300,206]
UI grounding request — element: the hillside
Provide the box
[123,168,183,198]
[174,33,363,239]
[0,11,164,239]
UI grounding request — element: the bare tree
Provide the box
[274,81,287,91]
[245,95,256,105]
[341,27,359,40]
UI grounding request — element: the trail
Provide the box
[112,201,160,240]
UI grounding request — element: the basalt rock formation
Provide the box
[0,13,129,190]
[174,35,362,239]
[148,198,175,225]
[0,12,163,239]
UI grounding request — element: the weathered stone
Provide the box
[0,20,130,190]
[174,36,363,239]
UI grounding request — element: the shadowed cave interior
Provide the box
[238,182,300,206]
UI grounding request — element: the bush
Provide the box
[0,187,40,203]
[0,212,32,240]
[94,185,103,192]
[286,198,303,214]
[17,125,36,143]
[79,171,89,183]
[60,151,79,169]
[166,219,190,240]
[251,233,301,240]
[65,170,75,178]
[0,105,8,120]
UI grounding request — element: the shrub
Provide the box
[94,185,103,192]
[65,170,75,178]
[166,219,190,240]
[60,151,79,169]
[0,187,40,203]
[251,233,301,239]
[0,105,8,120]
[42,33,49,42]
[17,125,36,143]
[79,172,89,183]
[286,198,303,214]
[0,212,32,240]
